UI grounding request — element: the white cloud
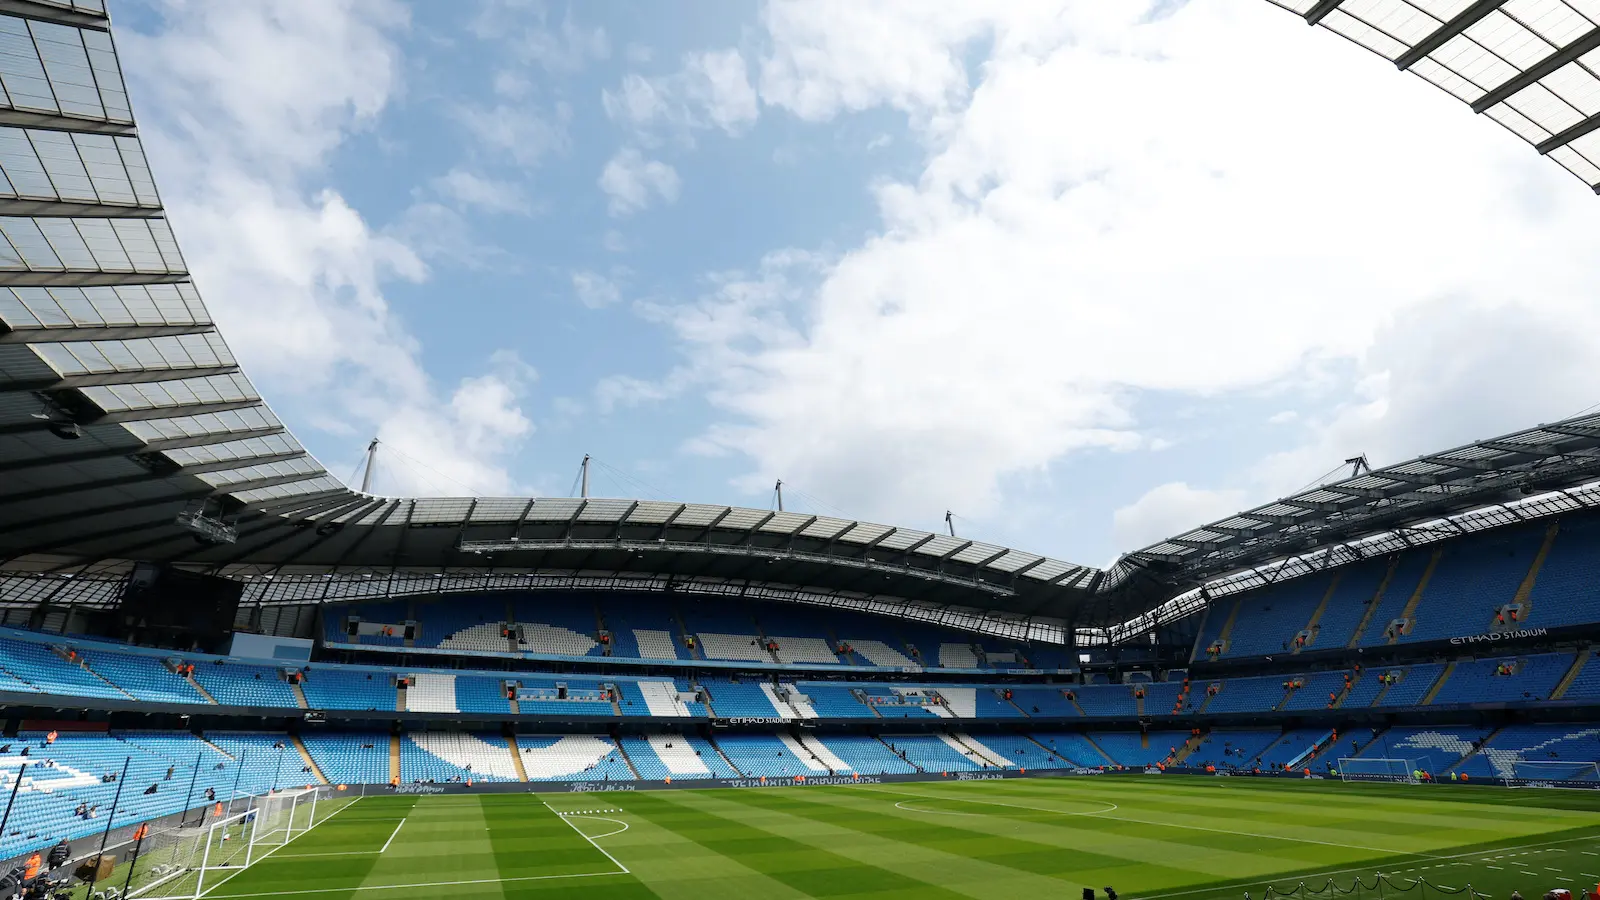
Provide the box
[455,101,570,169]
[471,0,609,73]
[627,0,1600,551]
[603,48,759,142]
[571,270,622,308]
[599,148,681,216]
[121,0,536,496]
[1112,482,1247,556]
[429,168,531,215]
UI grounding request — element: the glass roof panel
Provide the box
[718,507,769,529]
[670,504,727,527]
[120,406,279,442]
[408,498,473,524]
[875,528,930,551]
[467,498,528,523]
[798,516,855,539]
[0,18,59,115]
[624,500,683,524]
[522,498,583,521]
[576,498,633,521]
[758,511,813,533]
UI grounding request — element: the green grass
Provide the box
[185,777,1600,900]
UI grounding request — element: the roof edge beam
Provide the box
[1537,110,1600,155]
[1303,0,1343,26]
[0,199,163,219]
[6,363,241,393]
[0,272,187,288]
[0,0,107,29]
[0,323,213,344]
[1395,0,1507,72]
[1471,25,1600,114]
[93,399,264,425]
[0,108,131,135]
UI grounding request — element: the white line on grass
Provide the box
[378,818,405,854]
[862,786,1409,856]
[542,800,631,875]
[205,870,626,898]
[197,797,364,899]
[1129,833,1600,900]
[565,815,630,840]
[272,851,380,859]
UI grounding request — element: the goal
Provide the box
[248,788,320,860]
[1337,757,1422,783]
[1510,760,1600,783]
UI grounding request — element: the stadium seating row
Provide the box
[1201,509,1600,662]
[320,593,1058,671]
[2,631,1594,718]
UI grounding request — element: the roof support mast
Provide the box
[774,479,784,512]
[360,439,380,493]
[580,454,590,499]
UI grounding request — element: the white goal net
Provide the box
[1337,758,1422,783]
[248,788,319,860]
[1509,760,1600,783]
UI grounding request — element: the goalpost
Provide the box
[1509,760,1600,784]
[1337,758,1422,783]
[109,788,337,899]
[247,787,319,862]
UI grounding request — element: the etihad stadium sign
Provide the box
[1449,627,1547,646]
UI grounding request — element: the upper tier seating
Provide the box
[1399,528,1543,645]
[1306,561,1389,651]
[1220,576,1330,659]
[511,596,602,657]
[300,668,396,712]
[1523,516,1600,630]
[326,601,408,647]
[193,661,298,708]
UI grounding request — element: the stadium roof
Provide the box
[1270,0,1600,193]
[7,0,1600,643]
[1118,412,1600,583]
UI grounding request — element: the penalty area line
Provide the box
[543,800,631,875]
[378,818,405,854]
[201,870,627,898]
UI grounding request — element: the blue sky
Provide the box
[111,0,1600,569]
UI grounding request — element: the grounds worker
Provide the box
[45,840,68,872]
[21,851,39,883]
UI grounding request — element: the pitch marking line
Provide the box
[565,815,630,839]
[542,800,631,875]
[861,786,1430,857]
[1129,833,1600,900]
[197,796,365,899]
[378,818,405,854]
[205,871,626,898]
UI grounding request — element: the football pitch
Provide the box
[194,777,1600,900]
